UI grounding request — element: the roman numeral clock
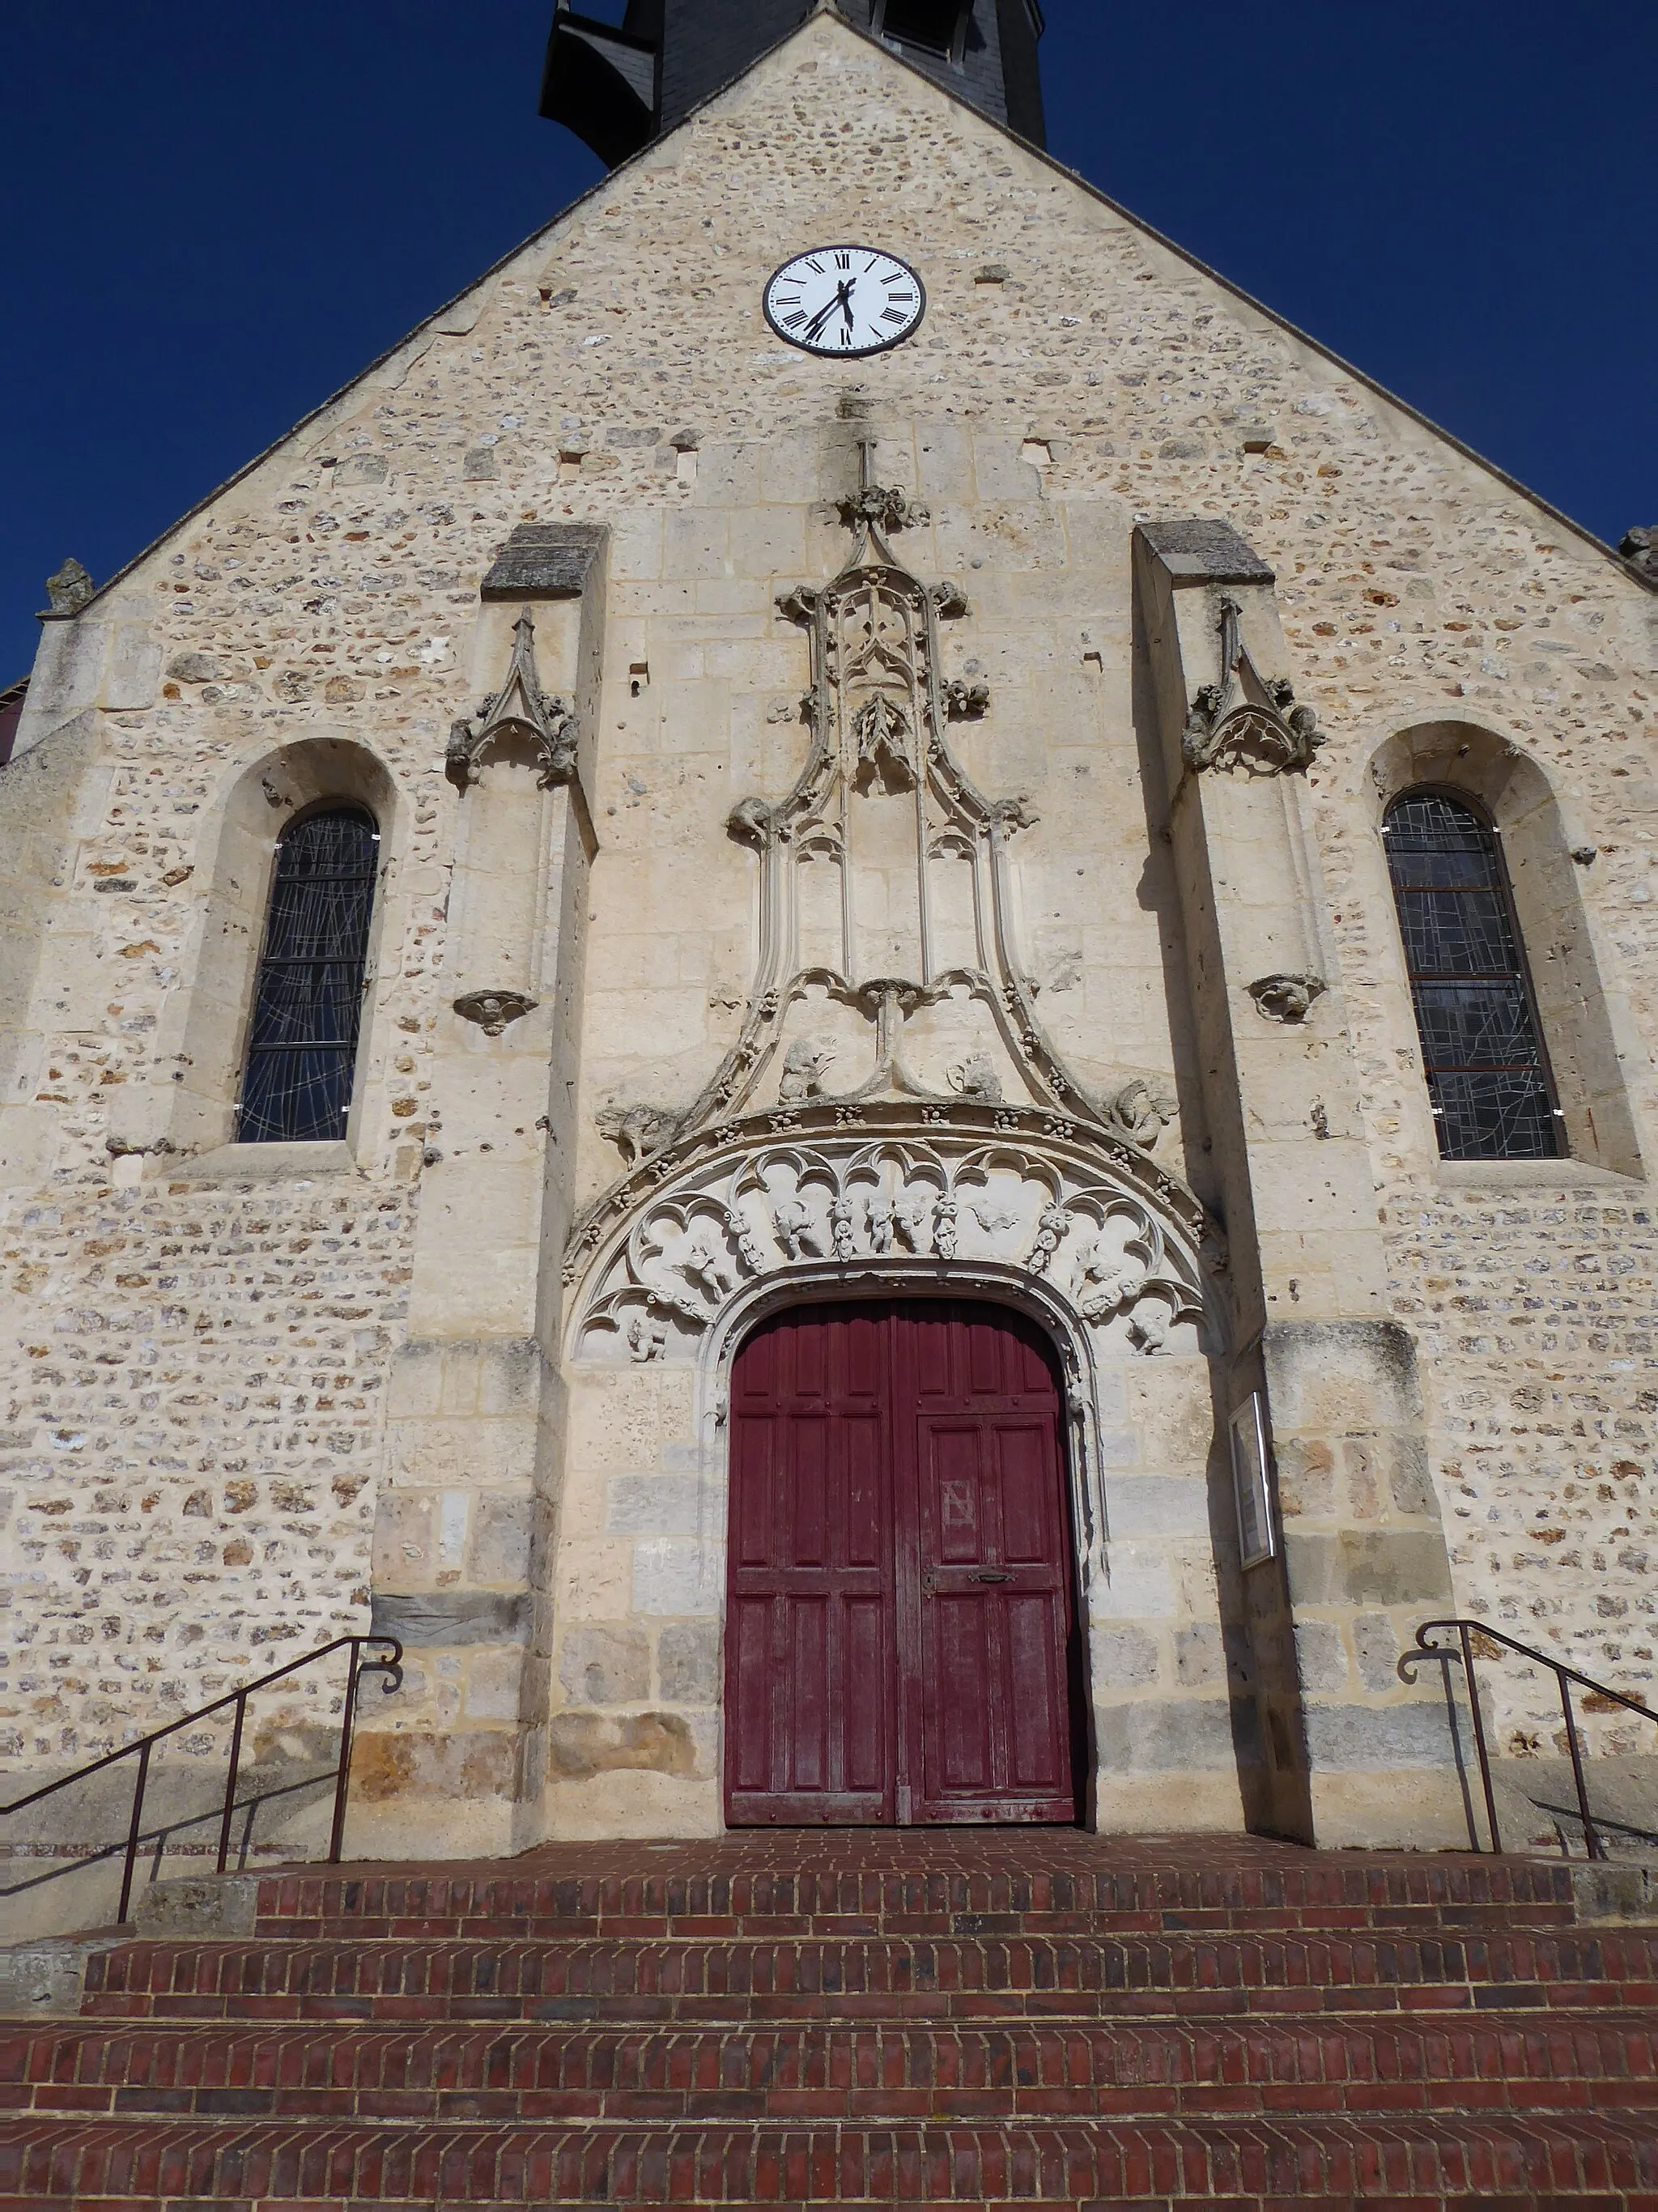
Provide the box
[764,247,926,356]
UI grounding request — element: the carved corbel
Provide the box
[776,583,823,625]
[942,678,991,719]
[1248,973,1327,1023]
[930,581,970,621]
[840,482,930,532]
[453,989,538,1036]
[727,796,778,848]
[988,793,1039,832]
[445,611,578,792]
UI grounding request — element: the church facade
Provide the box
[5,1,1656,1875]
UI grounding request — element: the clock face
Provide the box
[763,247,926,358]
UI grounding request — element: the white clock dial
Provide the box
[764,246,926,359]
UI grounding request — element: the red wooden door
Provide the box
[725,1301,1080,1826]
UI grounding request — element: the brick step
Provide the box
[247,1848,1584,1943]
[76,1928,1658,2024]
[7,2108,1658,2206]
[13,2014,1658,2125]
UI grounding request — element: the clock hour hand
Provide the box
[838,278,857,332]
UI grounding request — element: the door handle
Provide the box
[970,1569,1015,1585]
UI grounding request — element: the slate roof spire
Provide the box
[540,0,1044,168]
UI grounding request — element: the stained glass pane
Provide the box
[1383,791,1561,1161]
[237,808,378,1144]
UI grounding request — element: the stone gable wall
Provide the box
[2,15,1654,1822]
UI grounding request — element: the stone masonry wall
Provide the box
[2,15,1654,1809]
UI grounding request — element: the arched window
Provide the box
[236,806,379,1144]
[1383,789,1562,1160]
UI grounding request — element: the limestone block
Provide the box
[351,1727,517,1805]
[101,625,162,712]
[547,1709,699,1780]
[1092,1544,1176,1620]
[1294,1619,1350,1694]
[632,1538,723,1617]
[559,1625,651,1704]
[370,1590,527,1645]
[1092,1624,1160,1688]
[1353,1612,1403,1693]
[555,1538,635,1619]
[1174,1624,1227,1688]
[606,1476,704,1536]
[470,1492,534,1583]
[1095,1697,1239,1773]
[658,1620,720,1704]
[1283,1529,1454,1610]
[1104,1476,1211,1542]
[464,1645,525,1721]
[1262,1320,1423,1434]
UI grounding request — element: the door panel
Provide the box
[725,1301,1079,1827]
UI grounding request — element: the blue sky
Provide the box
[2,0,1653,681]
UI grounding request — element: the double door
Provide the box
[725,1300,1082,1825]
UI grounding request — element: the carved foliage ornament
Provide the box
[446,611,578,792]
[1182,598,1326,776]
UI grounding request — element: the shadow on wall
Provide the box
[1405,1644,1658,1865]
[0,1755,342,1942]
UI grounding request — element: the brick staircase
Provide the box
[6,1831,1658,2207]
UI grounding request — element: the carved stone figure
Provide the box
[1072,1234,1148,1321]
[597,1100,682,1164]
[1248,973,1327,1024]
[41,558,96,617]
[726,795,775,847]
[892,1194,931,1252]
[779,1036,837,1104]
[771,1196,828,1261]
[971,1200,1022,1236]
[676,1222,740,1301]
[1103,1077,1177,1150]
[831,1194,857,1260]
[572,1126,1211,1366]
[1621,527,1658,585]
[840,481,929,532]
[942,678,991,719]
[627,1310,669,1363]
[949,1055,1004,1104]
[1128,1300,1171,1355]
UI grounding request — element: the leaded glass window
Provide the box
[237,806,379,1144]
[1383,789,1562,1160]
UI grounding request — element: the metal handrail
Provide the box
[1403,1616,1656,1860]
[1,1633,402,1921]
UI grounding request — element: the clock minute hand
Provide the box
[802,294,840,343]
